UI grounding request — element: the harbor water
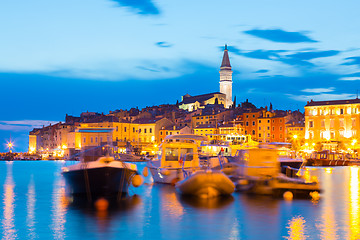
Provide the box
[0,161,359,239]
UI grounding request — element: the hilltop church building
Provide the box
[179,45,234,112]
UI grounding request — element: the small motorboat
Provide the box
[62,145,140,202]
[227,147,321,199]
[175,169,235,198]
[147,134,224,184]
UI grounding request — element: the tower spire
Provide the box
[219,44,233,108]
[220,44,231,69]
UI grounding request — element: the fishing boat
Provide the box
[147,134,226,184]
[62,145,140,201]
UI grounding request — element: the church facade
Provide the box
[179,45,233,112]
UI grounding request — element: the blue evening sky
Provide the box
[1,0,360,152]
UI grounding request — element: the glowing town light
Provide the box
[6,141,14,152]
[62,145,67,149]
[293,135,298,139]
[352,139,357,146]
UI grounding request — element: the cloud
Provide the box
[227,46,339,67]
[287,93,357,102]
[339,77,360,81]
[155,41,173,48]
[287,50,340,61]
[0,120,58,131]
[243,29,317,43]
[342,56,360,66]
[254,69,269,73]
[111,0,160,15]
[301,87,335,93]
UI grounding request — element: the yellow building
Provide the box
[194,124,218,139]
[257,111,275,143]
[305,99,360,150]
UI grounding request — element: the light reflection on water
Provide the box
[2,162,17,240]
[26,176,36,240]
[2,162,360,239]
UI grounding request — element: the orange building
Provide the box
[242,111,261,141]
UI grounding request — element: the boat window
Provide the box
[165,148,179,161]
[180,148,194,161]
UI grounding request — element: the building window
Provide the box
[246,115,249,118]
[144,128,147,133]
[259,127,261,130]
[340,119,344,128]
[124,127,127,132]
[252,115,255,118]
[150,128,152,133]
[330,131,335,139]
[95,137,98,143]
[133,127,135,132]
[259,120,261,123]
[272,135,274,139]
[339,130,344,137]
[91,137,93,143]
[309,131,314,139]
[330,119,334,128]
[309,121,314,128]
[352,118,356,127]
[259,134,261,138]
[280,134,282,138]
[245,131,247,134]
[246,122,249,126]
[116,126,118,131]
[252,130,255,135]
[272,127,275,131]
[100,137,103,142]
[252,121,255,126]
[267,127,270,130]
[280,127,282,131]
[267,120,270,123]
[340,109,344,114]
[83,137,86,143]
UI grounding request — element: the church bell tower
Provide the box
[219,44,233,108]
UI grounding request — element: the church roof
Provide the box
[220,44,231,70]
[180,92,224,104]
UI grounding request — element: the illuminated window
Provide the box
[352,118,356,127]
[339,130,344,137]
[330,119,334,128]
[321,120,325,128]
[330,131,335,139]
[340,119,344,128]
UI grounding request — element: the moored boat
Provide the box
[147,134,225,184]
[305,150,360,166]
[175,169,235,198]
[62,145,140,201]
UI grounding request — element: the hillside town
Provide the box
[27,46,360,160]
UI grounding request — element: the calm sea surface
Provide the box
[0,161,359,240]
